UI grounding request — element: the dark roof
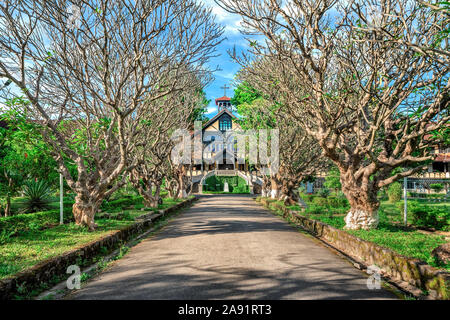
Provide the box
[202,108,237,131]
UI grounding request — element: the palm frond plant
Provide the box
[20,180,52,213]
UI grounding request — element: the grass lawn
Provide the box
[263,198,449,270]
[0,195,190,281]
[0,219,133,280]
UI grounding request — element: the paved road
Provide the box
[69,194,396,300]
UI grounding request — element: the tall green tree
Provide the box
[0,99,58,216]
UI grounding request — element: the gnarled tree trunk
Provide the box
[270,176,280,199]
[139,184,162,208]
[174,165,191,199]
[143,183,162,208]
[261,176,270,197]
[279,179,300,206]
[341,174,380,230]
[129,169,162,208]
[177,171,187,199]
[73,193,104,231]
[167,179,180,199]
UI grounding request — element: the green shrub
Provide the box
[395,200,406,212]
[204,176,247,192]
[232,185,249,194]
[101,196,142,211]
[299,193,309,202]
[327,196,349,208]
[301,194,317,203]
[377,188,387,200]
[407,192,444,199]
[318,188,331,198]
[0,195,147,239]
[312,197,328,207]
[430,183,444,193]
[340,197,349,207]
[20,180,52,213]
[305,204,325,214]
[324,167,341,192]
[0,229,15,245]
[326,196,339,208]
[408,201,450,230]
[298,185,306,194]
[387,182,402,203]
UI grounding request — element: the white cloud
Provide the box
[216,71,235,80]
[200,0,243,35]
[207,105,217,114]
[210,5,231,22]
[224,18,243,35]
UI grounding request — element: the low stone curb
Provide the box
[0,196,197,300]
[258,198,450,300]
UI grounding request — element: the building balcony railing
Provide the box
[412,172,450,179]
[188,169,239,177]
[214,169,237,176]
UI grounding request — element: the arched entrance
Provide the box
[196,170,263,194]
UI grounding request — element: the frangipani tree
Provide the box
[130,69,211,206]
[232,80,327,205]
[0,0,222,229]
[220,0,449,229]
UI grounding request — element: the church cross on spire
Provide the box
[220,84,230,97]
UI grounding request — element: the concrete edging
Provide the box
[0,196,197,300]
[258,198,450,300]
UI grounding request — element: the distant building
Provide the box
[191,95,251,172]
[404,143,450,194]
[189,92,263,194]
[428,144,450,178]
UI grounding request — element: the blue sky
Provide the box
[200,0,249,117]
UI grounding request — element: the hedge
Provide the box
[204,176,248,192]
[101,195,143,212]
[397,201,450,231]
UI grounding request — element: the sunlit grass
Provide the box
[0,219,133,280]
[0,195,191,280]
[263,197,449,270]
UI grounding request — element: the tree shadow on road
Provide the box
[68,251,396,300]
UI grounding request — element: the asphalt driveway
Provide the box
[68,194,396,300]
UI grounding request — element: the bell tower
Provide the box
[215,84,232,112]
